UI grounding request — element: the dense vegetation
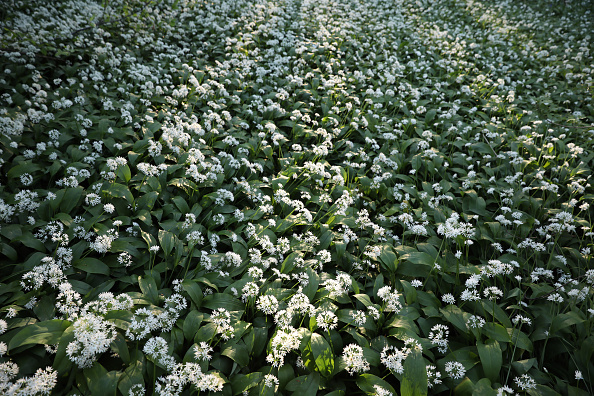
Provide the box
[0,0,593,394]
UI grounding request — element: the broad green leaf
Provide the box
[73,258,110,275]
[472,378,498,396]
[353,294,374,308]
[483,323,511,343]
[118,360,144,396]
[171,195,190,213]
[425,109,437,125]
[231,373,263,395]
[508,328,532,352]
[311,333,335,378]
[477,339,502,383]
[136,191,158,210]
[183,311,203,340]
[440,305,468,333]
[116,164,132,183]
[84,363,118,395]
[550,311,584,334]
[169,178,198,193]
[511,358,536,374]
[53,325,75,373]
[9,319,70,350]
[105,182,134,203]
[222,342,249,367]
[111,333,131,364]
[453,378,474,395]
[138,275,159,305]
[379,244,398,272]
[202,293,245,312]
[356,374,396,395]
[182,280,203,307]
[285,372,320,394]
[60,187,84,214]
[278,364,295,389]
[158,229,176,257]
[401,349,428,396]
[14,231,46,252]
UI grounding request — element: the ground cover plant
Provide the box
[0,0,593,394]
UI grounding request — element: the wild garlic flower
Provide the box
[210,308,233,340]
[0,365,57,395]
[66,313,117,368]
[373,385,393,396]
[342,344,370,375]
[264,374,279,388]
[241,282,259,302]
[514,374,537,390]
[428,324,449,353]
[445,361,466,379]
[351,310,367,327]
[266,327,302,367]
[194,342,213,361]
[316,310,338,331]
[380,345,408,375]
[426,365,443,388]
[467,315,486,329]
[144,336,176,371]
[257,295,279,315]
[377,286,403,313]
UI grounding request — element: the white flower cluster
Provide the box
[66,313,117,368]
[342,344,370,375]
[0,365,57,395]
[428,324,449,353]
[126,293,187,340]
[377,286,403,313]
[266,327,302,367]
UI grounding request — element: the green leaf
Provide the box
[158,229,176,257]
[401,349,428,396]
[285,372,320,394]
[477,339,502,383]
[202,293,245,312]
[110,333,131,364]
[182,280,203,307]
[118,360,144,396]
[116,164,132,183]
[52,325,75,373]
[278,364,295,389]
[183,311,203,340]
[137,191,158,210]
[303,267,319,300]
[73,258,110,275]
[60,187,85,214]
[425,109,437,125]
[138,275,159,305]
[171,196,190,213]
[169,178,198,193]
[9,319,70,350]
[356,374,396,395]
[310,333,335,378]
[482,323,511,343]
[231,373,263,395]
[550,311,584,334]
[105,182,134,203]
[508,328,532,352]
[440,305,468,333]
[84,363,118,395]
[353,294,374,307]
[222,342,250,367]
[379,244,398,272]
[453,378,474,395]
[14,231,46,252]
